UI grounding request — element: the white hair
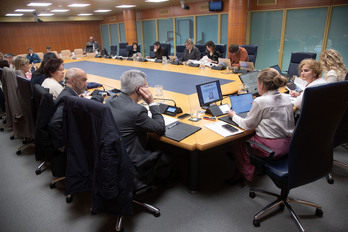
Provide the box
[120,70,146,95]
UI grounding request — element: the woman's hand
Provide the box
[228,109,236,118]
[289,90,300,97]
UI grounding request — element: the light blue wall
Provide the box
[143,20,156,56]
[158,18,174,55]
[196,15,218,45]
[175,17,194,45]
[100,24,110,53]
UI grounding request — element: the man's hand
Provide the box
[139,87,154,105]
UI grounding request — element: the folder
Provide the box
[164,122,201,142]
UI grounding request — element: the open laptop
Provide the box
[270,64,284,76]
[239,71,260,96]
[229,93,253,118]
[239,61,254,71]
[218,58,231,67]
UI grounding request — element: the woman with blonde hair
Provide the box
[13,56,31,79]
[320,49,347,82]
[226,68,295,184]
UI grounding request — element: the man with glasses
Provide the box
[106,70,172,188]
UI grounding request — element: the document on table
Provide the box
[205,121,243,137]
[294,77,307,90]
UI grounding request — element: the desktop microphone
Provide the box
[154,98,183,114]
[154,98,177,107]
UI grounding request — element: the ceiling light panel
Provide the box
[116,5,136,8]
[6,13,24,16]
[68,4,91,7]
[27,3,52,7]
[38,13,54,16]
[94,10,112,13]
[50,9,70,12]
[15,9,36,12]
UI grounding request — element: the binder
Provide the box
[164,122,201,142]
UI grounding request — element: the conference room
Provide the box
[1,0,348,232]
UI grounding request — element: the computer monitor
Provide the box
[239,61,254,71]
[85,45,93,53]
[209,1,223,11]
[196,80,223,109]
[239,71,260,96]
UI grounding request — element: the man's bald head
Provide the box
[65,68,88,94]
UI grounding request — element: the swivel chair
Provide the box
[0,68,5,124]
[240,45,258,66]
[110,45,118,56]
[118,42,128,57]
[176,45,185,59]
[286,52,316,77]
[127,44,142,57]
[195,44,206,58]
[215,44,227,58]
[246,81,348,231]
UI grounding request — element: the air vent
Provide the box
[159,9,169,15]
[200,3,209,11]
[257,0,277,5]
[109,16,116,21]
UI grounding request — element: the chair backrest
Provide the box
[127,44,142,57]
[195,44,206,58]
[334,102,348,147]
[161,43,171,57]
[176,45,185,58]
[118,42,128,57]
[345,72,348,81]
[0,68,4,113]
[287,52,317,77]
[36,52,44,60]
[60,49,72,59]
[215,44,227,58]
[110,45,117,56]
[288,81,348,189]
[240,45,258,65]
[73,48,84,58]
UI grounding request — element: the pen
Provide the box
[203,116,216,121]
[167,121,179,129]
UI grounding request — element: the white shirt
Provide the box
[41,77,63,100]
[293,78,327,110]
[233,89,294,138]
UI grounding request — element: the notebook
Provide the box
[164,122,201,142]
[229,93,253,118]
[239,71,260,96]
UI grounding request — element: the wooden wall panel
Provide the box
[249,0,346,11]
[0,21,101,56]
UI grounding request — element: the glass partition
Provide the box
[221,14,228,55]
[143,20,156,56]
[196,15,218,45]
[109,24,119,48]
[158,18,174,55]
[119,23,126,43]
[175,17,194,45]
[100,24,110,53]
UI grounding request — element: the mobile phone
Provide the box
[222,124,238,133]
[177,113,190,119]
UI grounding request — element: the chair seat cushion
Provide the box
[264,157,289,190]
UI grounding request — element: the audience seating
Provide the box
[110,45,117,56]
[247,81,348,231]
[52,51,59,58]
[195,44,206,58]
[215,44,227,58]
[36,52,44,61]
[17,54,26,58]
[240,45,258,65]
[287,52,316,77]
[176,45,185,59]
[60,50,72,59]
[119,42,128,57]
[72,48,84,58]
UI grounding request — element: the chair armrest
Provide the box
[246,140,275,158]
[246,139,275,175]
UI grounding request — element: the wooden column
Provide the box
[227,0,247,47]
[123,9,137,44]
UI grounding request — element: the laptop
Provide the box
[239,71,260,96]
[229,93,253,118]
[239,61,254,71]
[218,58,231,67]
[270,64,284,76]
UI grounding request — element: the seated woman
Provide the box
[227,68,295,184]
[179,38,201,62]
[31,60,48,85]
[41,58,65,100]
[127,42,140,57]
[290,59,327,111]
[13,56,31,79]
[205,41,221,63]
[320,49,347,82]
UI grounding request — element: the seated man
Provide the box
[43,46,57,61]
[26,47,42,64]
[49,68,88,152]
[84,36,100,53]
[105,70,172,188]
[152,41,168,59]
[227,43,249,68]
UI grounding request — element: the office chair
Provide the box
[0,68,5,125]
[62,96,160,231]
[110,45,118,56]
[240,45,258,66]
[345,72,348,81]
[195,44,206,58]
[286,52,316,77]
[72,48,84,58]
[127,44,142,57]
[246,81,348,231]
[176,45,185,59]
[60,49,72,59]
[119,42,128,57]
[161,43,171,57]
[215,44,227,58]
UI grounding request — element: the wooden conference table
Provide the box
[64,57,254,193]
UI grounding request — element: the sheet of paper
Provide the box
[294,77,307,90]
[205,121,243,137]
[162,115,179,126]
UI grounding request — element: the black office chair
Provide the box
[62,96,160,231]
[240,45,258,66]
[286,52,317,77]
[0,68,5,123]
[119,42,128,57]
[216,44,227,58]
[176,45,185,59]
[195,44,206,58]
[246,81,348,231]
[126,44,142,57]
[110,45,118,56]
[345,72,348,81]
[161,43,171,57]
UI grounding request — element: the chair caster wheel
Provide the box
[249,191,256,198]
[327,178,334,184]
[116,227,124,232]
[253,219,260,227]
[153,212,161,217]
[50,183,56,189]
[315,208,323,217]
[16,150,21,155]
[10,135,14,140]
[66,195,73,203]
[35,169,42,175]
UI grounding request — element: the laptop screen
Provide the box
[196,80,223,109]
[229,93,253,114]
[239,71,260,96]
[270,64,283,75]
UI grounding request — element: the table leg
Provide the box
[188,149,200,194]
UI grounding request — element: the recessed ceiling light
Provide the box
[15,9,36,12]
[68,4,91,7]
[116,5,136,8]
[145,0,169,2]
[78,13,93,16]
[27,3,52,7]
[51,9,70,12]
[94,10,112,13]
[38,13,54,16]
[6,13,24,16]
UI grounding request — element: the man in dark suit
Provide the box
[152,41,168,59]
[43,46,57,61]
[106,70,171,187]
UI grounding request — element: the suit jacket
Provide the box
[105,93,165,165]
[153,47,168,59]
